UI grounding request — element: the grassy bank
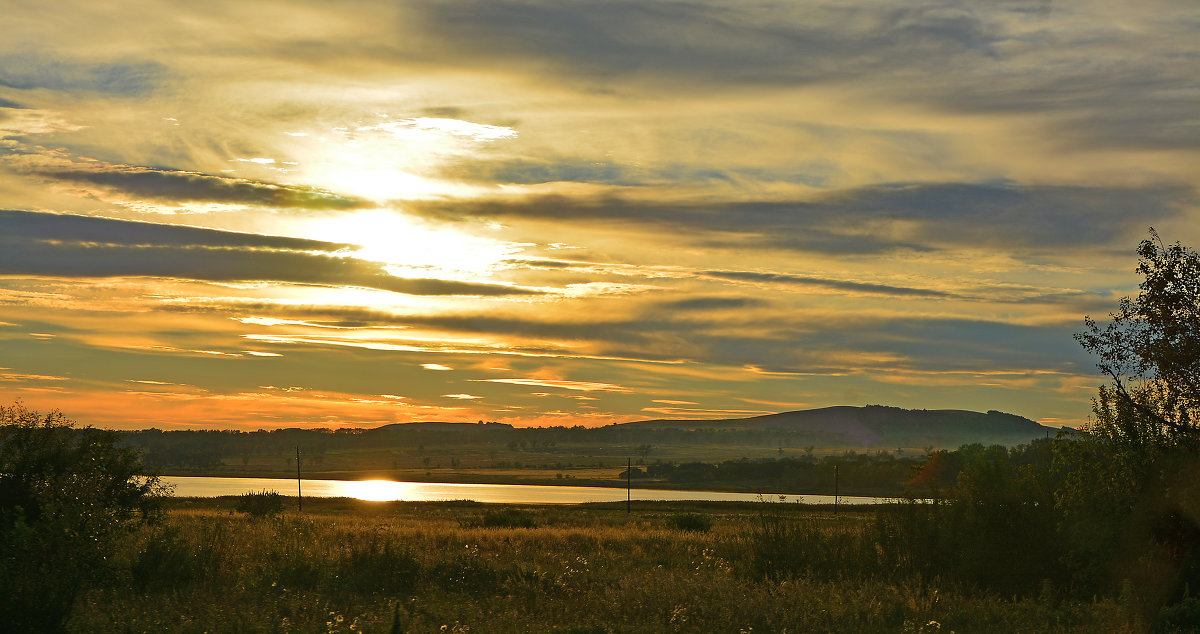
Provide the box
[67,498,1129,633]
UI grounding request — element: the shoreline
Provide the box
[153,469,914,499]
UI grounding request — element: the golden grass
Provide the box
[69,499,1132,633]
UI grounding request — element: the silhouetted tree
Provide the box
[1062,230,1200,621]
[1076,228,1200,437]
[0,402,165,632]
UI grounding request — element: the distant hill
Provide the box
[618,405,1054,448]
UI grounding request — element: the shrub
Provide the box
[666,512,713,533]
[0,402,164,632]
[262,518,325,590]
[235,490,285,518]
[336,533,421,595]
[464,507,538,528]
[131,521,229,592]
[748,513,879,581]
[1158,595,1200,633]
[131,526,203,592]
[428,552,503,594]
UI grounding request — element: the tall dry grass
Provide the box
[68,500,1130,633]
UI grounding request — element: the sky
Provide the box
[1,0,1197,430]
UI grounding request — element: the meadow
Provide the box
[64,497,1132,633]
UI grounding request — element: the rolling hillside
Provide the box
[620,405,1054,448]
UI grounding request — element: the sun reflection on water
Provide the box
[337,479,414,502]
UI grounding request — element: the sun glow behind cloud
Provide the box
[281,117,518,202]
[298,209,525,280]
[1,0,1197,431]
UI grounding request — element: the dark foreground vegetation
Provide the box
[1,230,1197,632]
[64,498,1138,633]
[0,404,1192,633]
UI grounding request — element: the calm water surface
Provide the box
[163,475,895,505]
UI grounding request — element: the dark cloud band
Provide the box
[37,167,369,210]
[0,209,349,251]
[0,52,166,95]
[702,270,955,299]
[0,210,539,297]
[410,182,1187,252]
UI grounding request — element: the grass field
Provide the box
[66,497,1133,633]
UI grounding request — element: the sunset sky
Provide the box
[1,0,1197,430]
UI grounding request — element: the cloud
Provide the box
[701,271,955,299]
[159,295,1095,378]
[477,378,632,392]
[445,156,837,189]
[0,370,69,382]
[407,0,1196,153]
[639,407,775,418]
[414,0,996,86]
[237,333,661,364]
[0,209,349,251]
[0,240,540,296]
[765,316,1096,375]
[658,296,770,310]
[0,210,541,297]
[444,157,634,186]
[411,182,1189,252]
[804,183,1188,248]
[501,258,589,270]
[36,166,370,210]
[0,52,166,95]
[166,301,701,362]
[332,312,662,346]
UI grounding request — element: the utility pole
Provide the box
[296,446,303,512]
[833,464,839,518]
[627,457,631,514]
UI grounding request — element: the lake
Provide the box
[163,475,897,505]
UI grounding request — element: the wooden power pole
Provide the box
[833,464,839,517]
[627,457,631,514]
[296,446,303,512]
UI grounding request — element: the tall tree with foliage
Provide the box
[1076,228,1200,437]
[0,402,165,632]
[1062,230,1200,622]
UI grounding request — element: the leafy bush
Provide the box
[0,402,164,632]
[666,512,713,532]
[131,526,204,592]
[464,507,538,528]
[336,533,421,595]
[428,552,504,594]
[131,521,229,592]
[235,490,285,518]
[262,518,325,590]
[1158,595,1200,633]
[748,512,879,581]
